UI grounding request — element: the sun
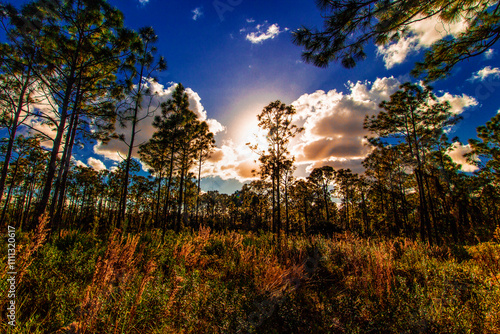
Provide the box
[233,111,269,151]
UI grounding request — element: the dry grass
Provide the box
[327,235,396,300]
[75,229,146,334]
[14,213,50,286]
[126,259,157,328]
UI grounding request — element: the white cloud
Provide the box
[138,0,149,4]
[377,14,469,69]
[377,36,420,69]
[94,141,123,162]
[192,7,203,21]
[246,18,255,23]
[180,77,477,183]
[88,157,106,171]
[183,86,225,134]
[72,158,87,168]
[436,92,477,114]
[447,142,478,172]
[245,22,288,44]
[94,79,171,162]
[469,66,500,82]
[206,119,226,135]
[485,49,494,59]
[287,77,476,177]
[13,81,59,149]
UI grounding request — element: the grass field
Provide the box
[1,221,500,333]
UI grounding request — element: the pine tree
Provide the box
[250,100,303,244]
[24,0,136,224]
[364,83,460,244]
[117,26,166,227]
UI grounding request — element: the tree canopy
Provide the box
[292,0,500,81]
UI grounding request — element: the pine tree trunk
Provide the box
[176,158,186,232]
[119,69,145,228]
[50,108,77,222]
[0,68,31,206]
[1,157,21,224]
[163,141,176,237]
[54,112,80,226]
[155,173,163,228]
[196,152,202,228]
[35,71,76,221]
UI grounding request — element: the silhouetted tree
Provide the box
[293,0,500,81]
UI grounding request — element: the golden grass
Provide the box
[77,230,146,333]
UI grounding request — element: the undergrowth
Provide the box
[1,226,499,333]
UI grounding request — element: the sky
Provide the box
[9,0,500,193]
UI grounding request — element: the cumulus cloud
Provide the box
[207,148,224,163]
[24,115,57,149]
[136,77,476,184]
[13,82,60,149]
[301,137,372,161]
[94,80,225,167]
[290,77,402,174]
[377,36,420,69]
[88,157,107,171]
[306,158,366,175]
[206,119,226,135]
[469,66,500,82]
[192,7,203,21]
[138,0,149,5]
[94,140,123,162]
[201,140,261,182]
[447,142,478,172]
[245,22,288,44]
[377,14,469,69]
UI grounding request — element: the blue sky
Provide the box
[8,0,500,193]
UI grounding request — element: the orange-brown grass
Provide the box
[12,213,50,286]
[326,234,396,300]
[467,242,500,285]
[74,229,157,334]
